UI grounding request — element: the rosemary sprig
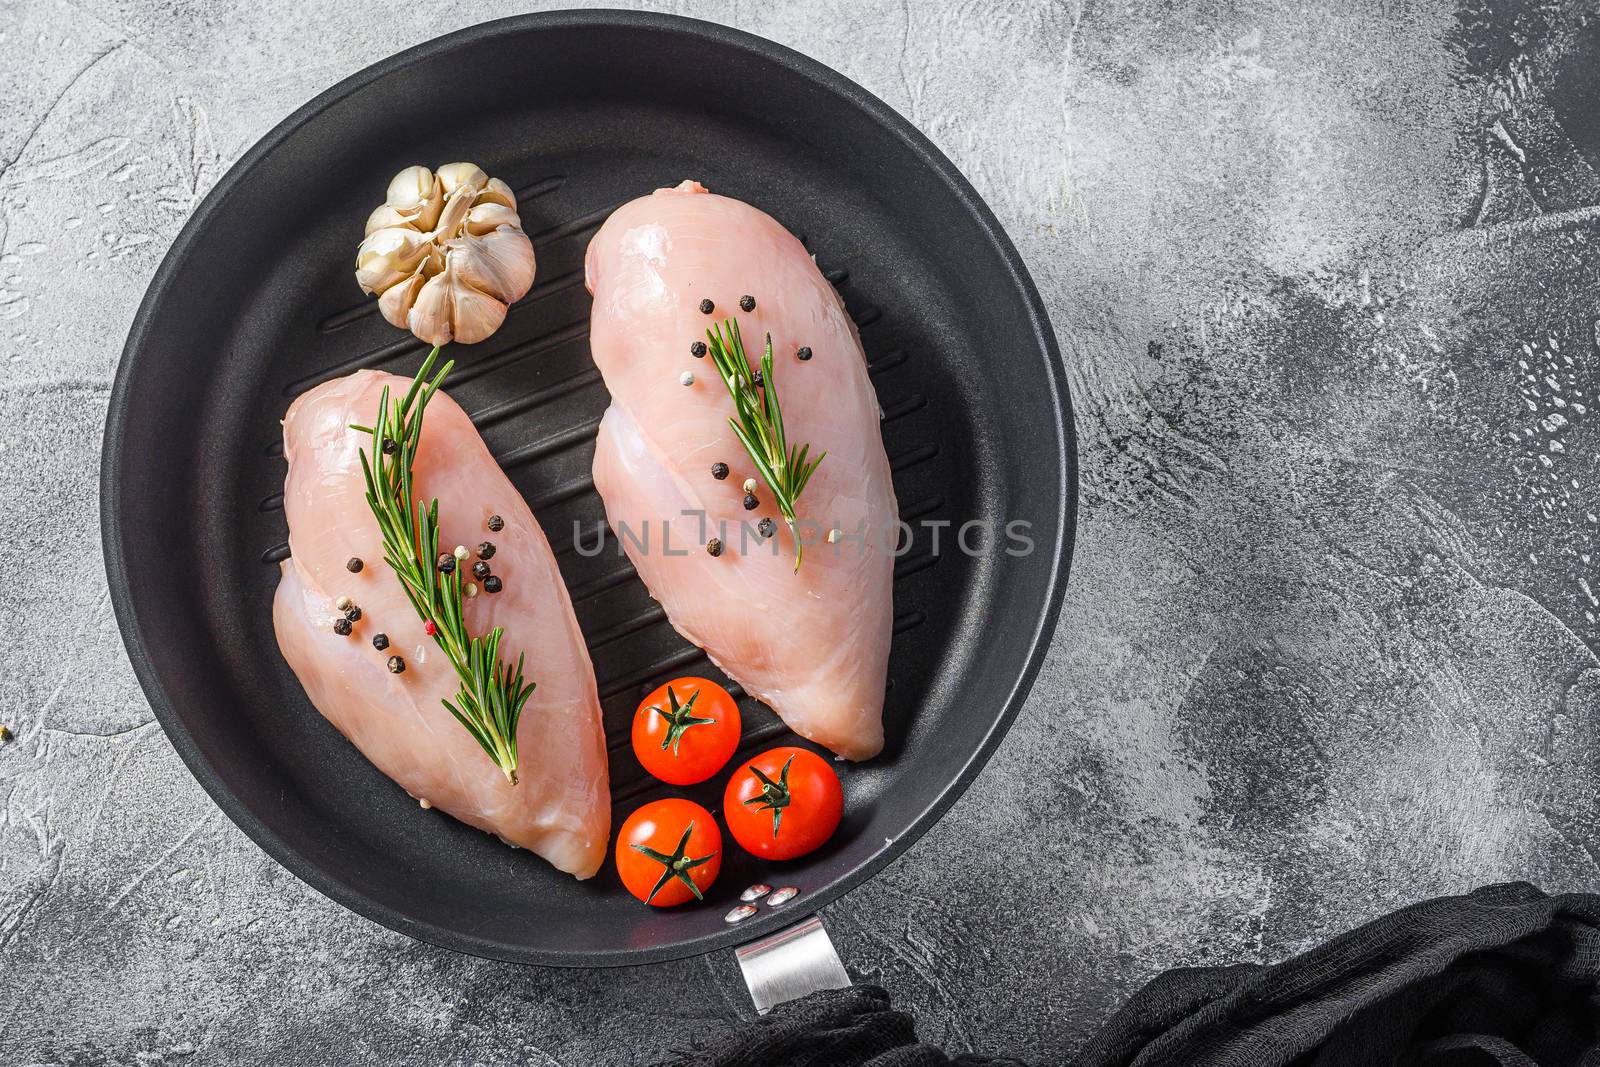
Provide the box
[352,347,535,785]
[703,318,827,571]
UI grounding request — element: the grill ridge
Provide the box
[498,416,602,469]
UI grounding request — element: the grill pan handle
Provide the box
[734,915,852,1013]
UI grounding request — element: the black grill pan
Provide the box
[101,10,1075,966]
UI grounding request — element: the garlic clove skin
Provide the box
[436,162,489,196]
[378,270,427,330]
[466,202,521,236]
[451,227,536,305]
[407,269,457,347]
[385,165,444,232]
[448,281,510,345]
[355,226,433,294]
[386,165,434,205]
[431,183,478,242]
[406,247,517,345]
[365,203,418,236]
[478,177,517,210]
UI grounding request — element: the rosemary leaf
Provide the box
[703,318,827,571]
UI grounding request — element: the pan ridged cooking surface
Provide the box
[103,11,1073,965]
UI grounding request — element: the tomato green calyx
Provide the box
[651,686,717,756]
[743,755,795,838]
[630,820,717,903]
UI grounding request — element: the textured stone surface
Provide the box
[3,0,1600,1064]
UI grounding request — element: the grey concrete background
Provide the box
[3,0,1599,1063]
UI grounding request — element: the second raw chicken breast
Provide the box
[586,181,896,761]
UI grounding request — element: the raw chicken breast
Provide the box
[273,371,609,878]
[586,181,896,760]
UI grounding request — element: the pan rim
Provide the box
[100,8,1077,968]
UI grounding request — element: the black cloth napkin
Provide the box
[662,883,1600,1067]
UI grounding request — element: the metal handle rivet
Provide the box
[725,904,759,924]
[766,886,799,906]
[741,883,773,902]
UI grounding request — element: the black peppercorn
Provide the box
[333,617,353,636]
[372,633,390,651]
[344,605,362,622]
[436,553,455,574]
[690,340,707,358]
[472,560,491,580]
[757,517,776,539]
[477,541,496,560]
[346,557,364,573]
[706,538,724,557]
[743,493,758,511]
[382,437,398,455]
[487,514,505,532]
[796,346,813,361]
[387,655,406,674]
[711,462,730,480]
[483,575,503,594]
[699,298,715,314]
[752,370,764,388]
[739,294,755,312]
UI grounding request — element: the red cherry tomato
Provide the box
[632,677,741,785]
[723,746,843,860]
[615,798,722,907]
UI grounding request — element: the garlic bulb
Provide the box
[354,163,535,345]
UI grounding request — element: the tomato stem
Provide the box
[743,755,795,838]
[651,685,717,756]
[631,820,717,904]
